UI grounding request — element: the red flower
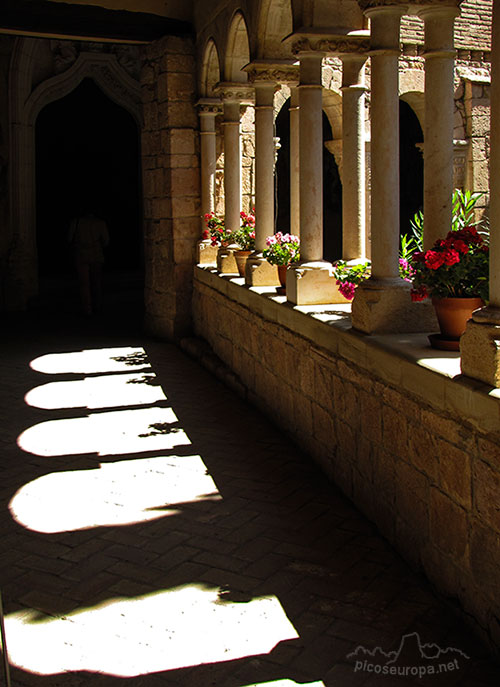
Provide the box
[424,251,445,270]
[411,251,426,263]
[443,249,460,266]
[451,239,469,254]
[411,285,428,301]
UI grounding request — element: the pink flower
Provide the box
[337,280,356,300]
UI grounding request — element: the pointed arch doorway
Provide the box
[35,76,143,316]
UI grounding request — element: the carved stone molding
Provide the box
[196,98,223,116]
[214,82,254,104]
[244,60,299,85]
[50,39,140,80]
[291,36,370,56]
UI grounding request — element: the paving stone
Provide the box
[0,316,499,685]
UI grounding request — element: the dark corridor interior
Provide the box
[35,77,143,322]
[275,100,343,262]
[399,99,424,238]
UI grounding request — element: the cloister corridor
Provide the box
[0,303,499,687]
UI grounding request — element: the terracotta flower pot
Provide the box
[430,296,484,350]
[277,264,287,289]
[234,250,251,277]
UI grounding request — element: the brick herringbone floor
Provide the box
[1,304,499,686]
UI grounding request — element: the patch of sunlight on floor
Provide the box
[9,454,220,533]
[25,372,166,410]
[5,585,299,677]
[241,681,325,687]
[17,406,190,457]
[30,347,151,375]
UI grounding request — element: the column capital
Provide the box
[244,60,299,86]
[414,2,460,20]
[213,82,254,105]
[287,30,370,57]
[196,98,223,117]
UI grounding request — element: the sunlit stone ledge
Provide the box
[194,265,500,433]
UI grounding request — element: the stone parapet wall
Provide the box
[141,35,200,339]
[193,266,500,651]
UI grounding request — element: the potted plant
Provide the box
[409,226,489,349]
[203,210,256,276]
[232,210,256,276]
[203,212,234,247]
[263,232,300,292]
[332,257,413,301]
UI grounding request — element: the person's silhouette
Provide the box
[68,209,109,315]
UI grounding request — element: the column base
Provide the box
[461,307,500,387]
[351,278,438,334]
[245,253,280,286]
[217,245,238,274]
[197,240,217,265]
[286,261,338,305]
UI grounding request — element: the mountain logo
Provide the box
[347,632,469,678]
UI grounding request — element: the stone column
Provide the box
[351,6,435,333]
[340,53,367,263]
[196,99,222,265]
[289,86,300,238]
[244,62,298,286]
[419,4,460,250]
[245,78,279,285]
[287,50,338,305]
[214,84,253,274]
[461,0,500,386]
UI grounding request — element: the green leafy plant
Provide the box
[263,232,300,266]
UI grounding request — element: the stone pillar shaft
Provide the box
[341,54,367,261]
[223,100,241,233]
[254,82,276,252]
[289,87,300,237]
[420,6,459,250]
[299,52,324,262]
[200,113,217,219]
[368,7,403,280]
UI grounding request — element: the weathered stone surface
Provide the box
[430,487,468,561]
[438,439,472,508]
[473,459,500,533]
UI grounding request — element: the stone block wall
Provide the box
[401,1,492,50]
[141,35,200,339]
[193,267,500,651]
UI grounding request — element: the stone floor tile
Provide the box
[0,312,499,685]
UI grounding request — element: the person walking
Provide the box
[68,209,110,315]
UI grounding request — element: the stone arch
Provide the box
[256,0,294,59]
[200,38,222,97]
[7,38,141,308]
[225,11,251,83]
[399,71,425,130]
[399,98,424,237]
[292,0,364,31]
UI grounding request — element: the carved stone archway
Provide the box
[7,38,141,309]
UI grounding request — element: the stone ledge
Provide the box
[194,265,500,435]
